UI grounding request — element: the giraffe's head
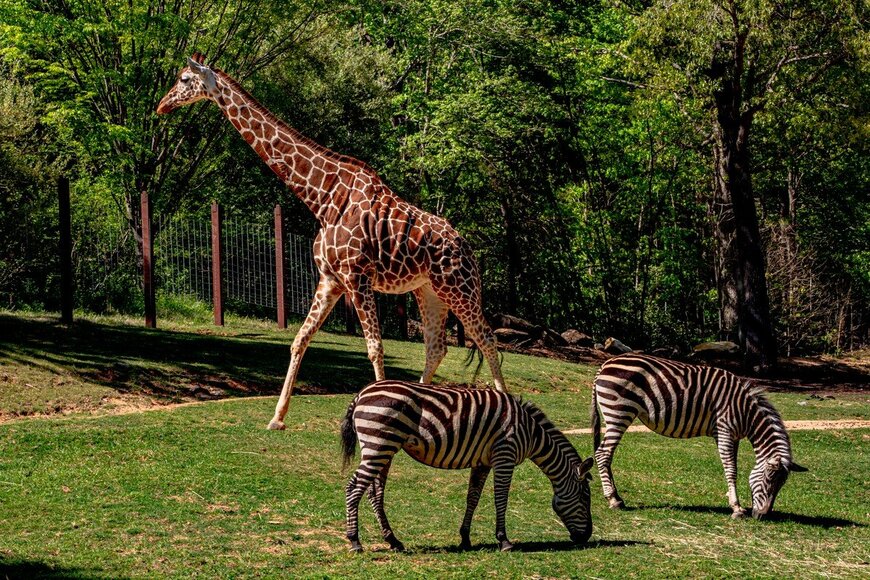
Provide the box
[156,53,219,115]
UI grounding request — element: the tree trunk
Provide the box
[711,41,777,370]
[712,144,740,342]
[500,197,521,315]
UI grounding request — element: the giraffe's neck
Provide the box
[210,71,371,225]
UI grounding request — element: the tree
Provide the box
[626,0,866,367]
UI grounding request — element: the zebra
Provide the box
[341,380,594,552]
[590,353,808,519]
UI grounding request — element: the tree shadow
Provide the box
[630,503,866,528]
[0,314,419,402]
[414,538,648,554]
[0,557,120,580]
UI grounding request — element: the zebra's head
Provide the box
[749,455,809,519]
[552,456,594,544]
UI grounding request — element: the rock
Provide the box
[692,341,740,358]
[561,329,594,347]
[594,342,605,351]
[493,328,531,344]
[603,337,632,354]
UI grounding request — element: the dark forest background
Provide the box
[1,0,868,365]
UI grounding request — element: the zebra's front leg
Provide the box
[715,433,748,518]
[595,425,629,509]
[459,465,491,550]
[367,461,404,551]
[492,459,516,551]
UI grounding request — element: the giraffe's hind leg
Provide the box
[346,275,385,381]
[367,461,404,551]
[413,284,450,384]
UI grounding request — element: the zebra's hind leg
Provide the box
[346,447,399,552]
[367,461,405,551]
[459,465,491,550]
[595,422,631,509]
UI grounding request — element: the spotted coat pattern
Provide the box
[156,54,506,429]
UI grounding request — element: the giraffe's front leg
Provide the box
[347,276,385,381]
[269,274,343,430]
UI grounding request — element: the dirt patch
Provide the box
[564,419,870,435]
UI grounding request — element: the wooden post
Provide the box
[140,192,156,328]
[344,294,355,335]
[58,177,73,324]
[211,202,224,326]
[274,204,286,329]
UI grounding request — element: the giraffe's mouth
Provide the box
[156,96,176,115]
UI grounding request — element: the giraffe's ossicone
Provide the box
[157,53,507,429]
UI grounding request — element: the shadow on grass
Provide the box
[0,313,419,400]
[631,503,866,528]
[0,557,120,580]
[414,538,648,554]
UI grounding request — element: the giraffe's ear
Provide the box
[187,57,217,91]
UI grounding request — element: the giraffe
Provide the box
[156,53,506,430]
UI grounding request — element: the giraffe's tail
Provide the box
[340,397,359,471]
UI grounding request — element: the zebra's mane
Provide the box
[519,399,581,461]
[745,383,785,424]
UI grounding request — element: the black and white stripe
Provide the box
[341,380,594,552]
[590,353,807,519]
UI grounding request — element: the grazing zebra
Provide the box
[590,353,807,519]
[341,380,594,552]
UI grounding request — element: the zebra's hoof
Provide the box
[459,540,472,551]
[608,499,626,510]
[388,540,405,552]
[499,540,514,552]
[267,420,286,431]
[349,544,364,553]
[731,509,748,519]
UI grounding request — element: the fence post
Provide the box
[58,177,73,323]
[274,204,286,329]
[211,201,224,326]
[141,192,156,328]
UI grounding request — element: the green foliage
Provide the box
[0,0,867,351]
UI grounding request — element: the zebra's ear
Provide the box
[767,456,782,470]
[789,462,809,473]
[576,457,594,480]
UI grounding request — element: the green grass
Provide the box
[0,396,867,579]
[1,310,869,578]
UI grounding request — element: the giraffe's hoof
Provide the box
[608,499,626,510]
[267,420,286,431]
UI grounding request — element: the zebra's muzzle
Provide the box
[570,528,592,545]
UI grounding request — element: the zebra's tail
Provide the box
[590,380,602,453]
[340,397,359,471]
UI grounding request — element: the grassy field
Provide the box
[1,311,869,578]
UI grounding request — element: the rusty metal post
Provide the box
[274,204,286,329]
[211,202,224,326]
[141,192,156,328]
